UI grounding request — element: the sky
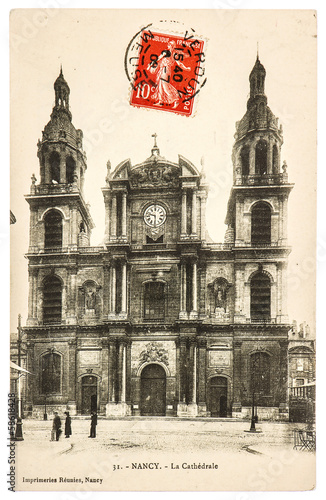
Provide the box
[9,8,317,332]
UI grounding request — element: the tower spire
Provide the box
[151,133,160,156]
[53,67,71,119]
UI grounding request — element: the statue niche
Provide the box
[78,280,101,320]
[209,277,231,320]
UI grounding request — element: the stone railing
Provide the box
[237,173,288,186]
[33,183,79,195]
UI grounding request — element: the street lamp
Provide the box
[14,373,24,441]
[245,347,263,433]
[44,395,48,420]
[14,314,24,441]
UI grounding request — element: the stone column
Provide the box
[70,207,77,247]
[179,339,187,403]
[181,190,187,235]
[121,345,126,403]
[187,340,198,416]
[279,340,289,419]
[67,269,77,325]
[232,341,242,415]
[100,339,109,414]
[117,341,124,403]
[200,195,206,241]
[235,198,243,244]
[68,339,77,414]
[60,153,66,184]
[111,194,117,239]
[267,141,273,174]
[126,341,132,406]
[177,338,188,416]
[103,266,110,318]
[180,263,184,312]
[108,340,117,403]
[191,189,197,236]
[190,262,198,318]
[44,153,51,184]
[179,262,187,319]
[104,193,111,242]
[192,345,197,404]
[122,192,127,238]
[26,341,35,410]
[249,145,255,175]
[282,196,288,243]
[121,261,127,315]
[27,270,35,324]
[197,338,207,415]
[110,263,116,314]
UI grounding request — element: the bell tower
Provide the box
[225,56,293,324]
[25,69,94,326]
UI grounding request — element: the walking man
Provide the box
[89,411,97,438]
[64,411,72,438]
[53,412,62,441]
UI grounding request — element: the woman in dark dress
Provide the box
[64,411,72,438]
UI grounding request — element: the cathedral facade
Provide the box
[24,58,293,420]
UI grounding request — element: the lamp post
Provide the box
[44,395,48,421]
[14,314,24,441]
[14,373,24,441]
[249,388,256,431]
[245,346,262,433]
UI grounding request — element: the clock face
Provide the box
[144,204,166,228]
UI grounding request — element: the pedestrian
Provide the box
[64,411,72,438]
[53,412,62,441]
[89,411,97,438]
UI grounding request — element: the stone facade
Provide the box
[24,58,294,420]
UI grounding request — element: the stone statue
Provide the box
[85,288,96,309]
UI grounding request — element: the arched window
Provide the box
[49,151,60,184]
[66,156,75,184]
[240,146,250,176]
[144,282,165,320]
[272,145,279,173]
[43,276,62,324]
[44,210,63,248]
[250,272,271,320]
[250,352,271,396]
[251,202,271,245]
[255,140,268,175]
[41,351,61,394]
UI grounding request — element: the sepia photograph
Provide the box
[8,6,318,493]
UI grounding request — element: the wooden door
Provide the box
[81,376,98,414]
[209,377,227,417]
[141,364,166,416]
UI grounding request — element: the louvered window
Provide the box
[250,273,271,320]
[251,202,271,245]
[44,210,62,248]
[43,276,62,324]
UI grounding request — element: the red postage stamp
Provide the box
[129,30,206,116]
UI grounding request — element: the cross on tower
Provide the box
[151,133,160,155]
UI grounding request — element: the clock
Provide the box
[144,204,166,228]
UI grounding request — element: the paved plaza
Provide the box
[14,418,315,492]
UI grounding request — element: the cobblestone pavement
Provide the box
[14,418,315,493]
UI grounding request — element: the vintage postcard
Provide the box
[9,8,317,492]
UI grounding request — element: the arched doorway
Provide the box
[208,377,228,417]
[81,375,98,414]
[140,364,166,416]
